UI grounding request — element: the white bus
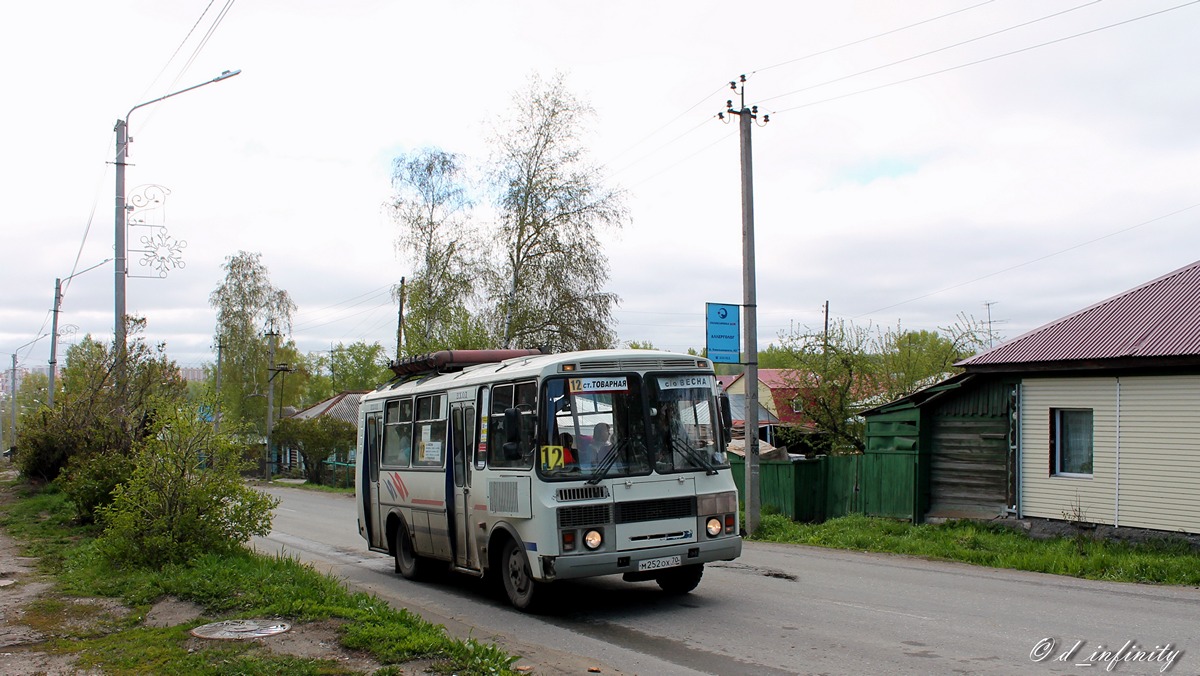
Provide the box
[355,348,743,610]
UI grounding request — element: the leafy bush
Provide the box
[58,449,135,524]
[15,325,186,483]
[272,415,355,485]
[96,397,278,567]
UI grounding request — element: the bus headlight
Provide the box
[706,517,723,537]
[584,529,603,550]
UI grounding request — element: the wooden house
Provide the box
[864,260,1200,533]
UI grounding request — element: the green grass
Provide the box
[751,513,1200,585]
[0,481,518,675]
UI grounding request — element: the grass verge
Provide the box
[751,512,1200,586]
[0,479,517,675]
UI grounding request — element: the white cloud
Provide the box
[3,0,1199,372]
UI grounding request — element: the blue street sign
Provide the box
[706,302,740,364]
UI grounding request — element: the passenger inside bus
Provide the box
[559,432,577,465]
[584,423,613,468]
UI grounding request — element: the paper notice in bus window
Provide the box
[422,441,442,462]
[569,376,629,394]
[657,375,713,390]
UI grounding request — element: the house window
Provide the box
[1050,408,1093,477]
[790,396,803,414]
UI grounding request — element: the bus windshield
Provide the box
[538,375,651,481]
[648,374,728,474]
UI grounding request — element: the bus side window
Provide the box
[365,412,381,483]
[488,383,536,469]
[515,382,537,458]
[413,394,447,468]
[382,399,413,467]
[488,384,514,468]
[452,406,465,487]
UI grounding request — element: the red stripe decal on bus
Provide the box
[411,499,444,507]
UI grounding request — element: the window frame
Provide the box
[1050,407,1094,478]
[381,398,414,468]
[411,393,448,469]
[487,380,537,470]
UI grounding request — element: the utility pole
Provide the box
[271,361,295,471]
[214,339,223,434]
[721,75,768,536]
[396,276,406,360]
[822,300,831,376]
[264,328,278,480]
[8,355,15,453]
[48,279,62,408]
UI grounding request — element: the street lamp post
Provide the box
[114,69,241,371]
[7,335,46,452]
[49,258,110,408]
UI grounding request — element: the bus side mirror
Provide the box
[503,407,523,460]
[719,393,733,437]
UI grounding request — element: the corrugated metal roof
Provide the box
[960,259,1200,368]
[291,391,368,425]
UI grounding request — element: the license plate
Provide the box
[638,555,681,572]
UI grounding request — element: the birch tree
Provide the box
[390,149,487,355]
[486,72,627,350]
[209,251,295,429]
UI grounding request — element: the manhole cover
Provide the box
[191,619,291,640]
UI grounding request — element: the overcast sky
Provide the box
[3,0,1198,375]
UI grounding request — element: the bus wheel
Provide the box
[656,563,704,595]
[394,521,424,580]
[501,539,541,610]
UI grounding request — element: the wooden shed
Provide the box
[862,373,1017,521]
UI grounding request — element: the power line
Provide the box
[759,0,1103,107]
[138,0,217,104]
[64,131,118,296]
[605,1,1001,183]
[856,201,1200,318]
[773,0,1200,115]
[171,0,237,92]
[751,0,998,76]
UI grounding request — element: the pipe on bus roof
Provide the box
[388,348,543,377]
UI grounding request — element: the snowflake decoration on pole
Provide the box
[127,184,188,279]
[138,230,188,277]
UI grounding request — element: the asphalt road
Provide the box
[252,483,1200,675]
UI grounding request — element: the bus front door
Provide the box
[450,401,478,571]
[362,411,383,550]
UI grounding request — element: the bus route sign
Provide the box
[706,302,740,364]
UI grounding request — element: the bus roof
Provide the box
[364,349,714,401]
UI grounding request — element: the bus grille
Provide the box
[490,481,519,513]
[558,504,612,528]
[615,497,696,524]
[557,485,609,502]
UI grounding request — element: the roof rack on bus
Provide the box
[387,349,543,378]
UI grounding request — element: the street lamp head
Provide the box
[216,69,242,81]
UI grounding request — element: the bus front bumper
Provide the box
[538,537,742,581]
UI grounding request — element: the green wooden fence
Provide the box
[731,450,919,523]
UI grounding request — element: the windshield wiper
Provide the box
[670,439,718,475]
[587,439,630,485]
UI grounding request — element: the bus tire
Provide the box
[656,563,704,595]
[394,520,425,580]
[500,538,542,611]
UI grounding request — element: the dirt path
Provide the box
[0,468,394,674]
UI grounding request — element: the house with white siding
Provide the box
[956,259,1200,535]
